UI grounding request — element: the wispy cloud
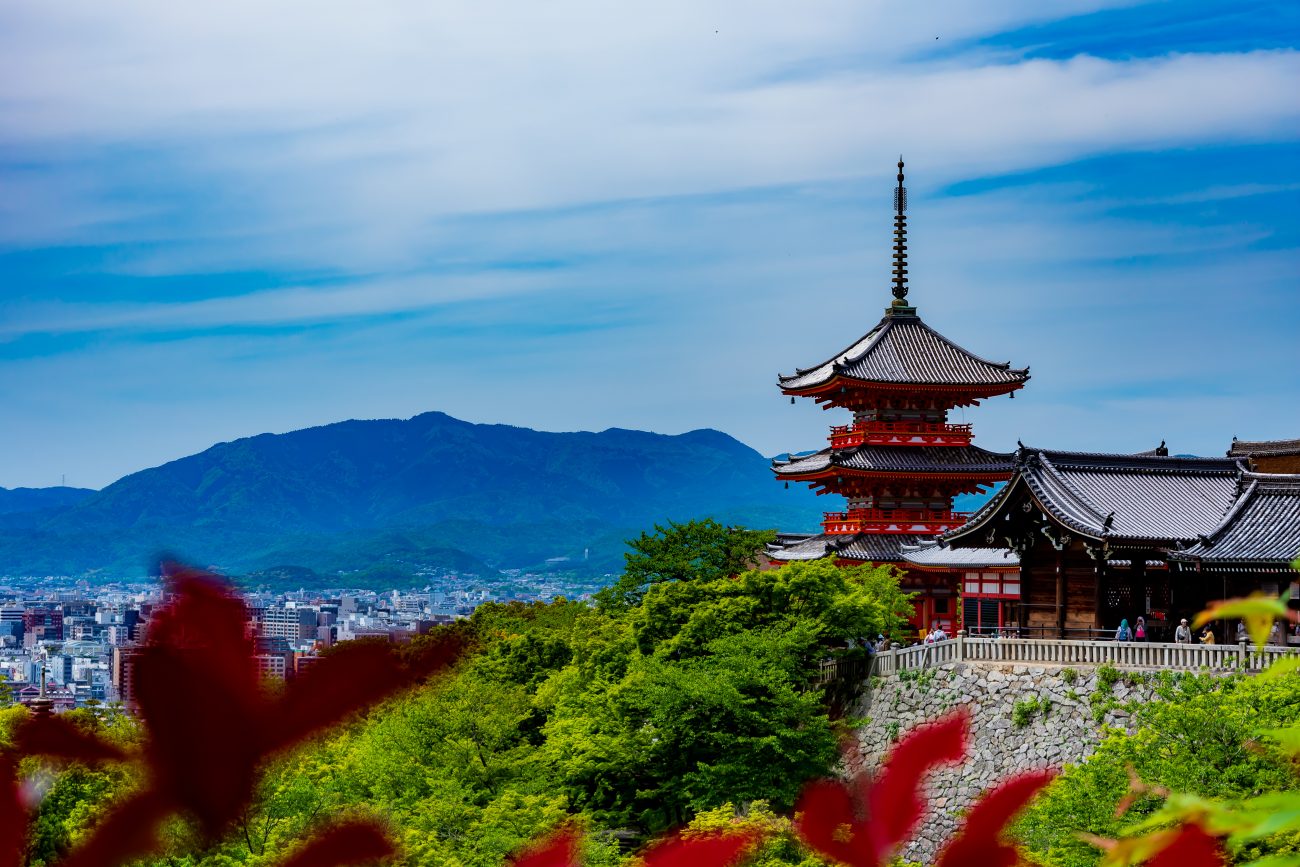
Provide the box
[0,1,1296,489]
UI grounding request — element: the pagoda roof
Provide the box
[1172,473,1300,566]
[946,447,1242,545]
[767,532,924,563]
[1229,437,1300,458]
[778,310,1029,393]
[773,443,1015,478]
[901,542,1019,570]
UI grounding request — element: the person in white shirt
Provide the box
[1174,619,1193,644]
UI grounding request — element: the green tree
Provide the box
[1015,670,1300,866]
[594,519,776,612]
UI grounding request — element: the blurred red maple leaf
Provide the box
[794,708,969,867]
[934,769,1057,867]
[6,562,463,867]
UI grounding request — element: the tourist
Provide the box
[1134,616,1147,642]
[1200,626,1215,644]
[1115,618,1132,642]
[1237,620,1249,643]
[1174,618,1193,644]
[1269,621,1285,647]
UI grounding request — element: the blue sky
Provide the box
[1,0,1297,489]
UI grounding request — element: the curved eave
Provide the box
[773,464,1013,482]
[779,373,1028,401]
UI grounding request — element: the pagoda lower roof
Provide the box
[778,309,1029,393]
[946,446,1242,545]
[767,532,925,563]
[773,444,1015,478]
[1171,473,1300,566]
[900,542,1019,570]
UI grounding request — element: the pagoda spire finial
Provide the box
[890,156,911,312]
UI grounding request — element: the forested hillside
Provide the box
[0,413,824,579]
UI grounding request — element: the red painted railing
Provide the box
[822,508,972,535]
[828,420,973,448]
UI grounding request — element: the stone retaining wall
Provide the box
[848,661,1162,865]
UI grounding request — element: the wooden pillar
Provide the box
[1133,556,1149,625]
[1056,549,1066,639]
[1018,553,1032,638]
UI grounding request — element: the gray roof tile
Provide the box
[778,312,1029,391]
[1229,438,1300,457]
[1174,473,1300,564]
[768,532,924,562]
[901,543,1019,568]
[773,444,1015,477]
[947,448,1242,544]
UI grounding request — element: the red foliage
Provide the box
[934,770,1057,867]
[641,831,762,867]
[794,708,969,867]
[511,830,580,867]
[275,820,396,867]
[12,714,129,765]
[1147,824,1226,867]
[0,755,26,867]
[4,562,463,867]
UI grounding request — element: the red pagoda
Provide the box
[768,159,1029,635]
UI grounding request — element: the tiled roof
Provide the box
[778,311,1029,391]
[1229,438,1300,458]
[947,448,1242,544]
[901,543,1019,568]
[767,533,922,563]
[1174,473,1300,565]
[773,444,1015,477]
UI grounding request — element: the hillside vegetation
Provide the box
[2,521,914,866]
[0,413,823,579]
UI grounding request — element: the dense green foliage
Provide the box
[9,522,912,866]
[0,413,826,577]
[1015,668,1300,866]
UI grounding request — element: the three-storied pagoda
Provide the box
[768,160,1030,634]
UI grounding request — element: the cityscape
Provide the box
[0,568,611,710]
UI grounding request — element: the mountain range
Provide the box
[0,412,830,583]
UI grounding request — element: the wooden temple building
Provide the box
[767,160,1029,634]
[942,449,1300,640]
[765,161,1300,641]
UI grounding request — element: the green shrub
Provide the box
[1097,663,1121,692]
[1013,697,1042,728]
[1060,667,1078,685]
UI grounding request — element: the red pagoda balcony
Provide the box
[828,420,974,448]
[822,508,973,535]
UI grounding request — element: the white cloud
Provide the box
[2,0,1295,276]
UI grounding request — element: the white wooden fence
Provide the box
[860,633,1297,678]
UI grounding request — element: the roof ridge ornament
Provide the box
[887,156,917,317]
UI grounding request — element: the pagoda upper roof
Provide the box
[1172,472,1300,567]
[773,443,1015,478]
[946,446,1242,545]
[778,309,1029,393]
